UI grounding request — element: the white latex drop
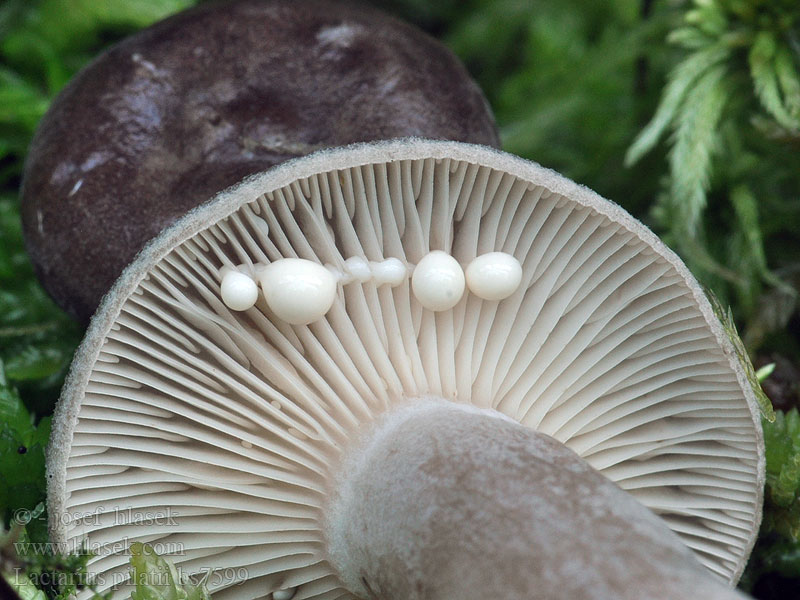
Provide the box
[371,257,407,287]
[220,270,259,311]
[411,251,465,311]
[344,256,371,283]
[259,258,337,325]
[272,589,296,600]
[465,252,523,301]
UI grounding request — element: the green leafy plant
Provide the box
[2,534,208,600]
[1,504,101,600]
[742,408,800,590]
[762,409,800,539]
[708,289,776,419]
[129,543,210,600]
[4,572,48,600]
[0,364,51,529]
[0,190,82,417]
[444,0,673,217]
[624,0,800,343]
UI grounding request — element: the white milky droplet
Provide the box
[465,252,522,301]
[272,588,297,600]
[372,257,408,287]
[259,258,337,325]
[344,256,372,283]
[411,251,465,311]
[220,270,259,311]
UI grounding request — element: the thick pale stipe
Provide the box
[327,403,749,600]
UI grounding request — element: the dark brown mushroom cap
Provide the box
[21,0,499,324]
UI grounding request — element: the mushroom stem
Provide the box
[325,402,750,600]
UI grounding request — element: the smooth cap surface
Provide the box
[21,0,499,323]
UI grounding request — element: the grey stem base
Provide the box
[324,402,749,600]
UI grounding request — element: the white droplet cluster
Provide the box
[410,251,522,310]
[341,256,408,287]
[219,258,337,324]
[219,252,522,321]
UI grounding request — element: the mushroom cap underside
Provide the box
[47,139,765,600]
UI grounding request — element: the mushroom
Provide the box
[48,139,764,600]
[20,0,499,324]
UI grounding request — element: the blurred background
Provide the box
[0,0,798,597]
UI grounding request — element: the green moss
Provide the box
[763,409,800,538]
